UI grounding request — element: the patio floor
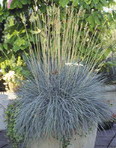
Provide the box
[0,130,11,148]
[0,124,116,148]
[95,124,116,148]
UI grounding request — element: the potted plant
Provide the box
[11,6,112,148]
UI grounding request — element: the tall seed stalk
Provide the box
[21,5,115,76]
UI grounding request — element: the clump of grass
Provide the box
[16,63,111,143]
[15,5,111,147]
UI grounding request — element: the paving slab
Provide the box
[109,137,116,147]
[95,124,116,148]
[0,95,9,130]
[3,146,12,148]
[0,142,9,148]
[0,131,12,148]
[113,124,116,130]
[95,137,111,146]
[97,129,116,138]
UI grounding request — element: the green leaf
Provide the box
[72,0,79,6]
[100,0,107,5]
[3,43,8,50]
[59,0,69,7]
[93,0,100,4]
[17,1,23,8]
[94,14,101,25]
[20,0,28,5]
[13,45,20,52]
[0,44,3,51]
[86,15,95,27]
[0,11,3,15]
[95,17,100,25]
[96,3,104,10]
[27,0,31,4]
[84,0,92,4]
[13,38,26,51]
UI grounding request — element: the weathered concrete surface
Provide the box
[0,94,9,130]
[28,125,97,148]
[0,93,16,131]
[67,125,97,148]
[103,85,116,115]
[28,137,61,148]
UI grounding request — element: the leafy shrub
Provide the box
[0,0,115,64]
[0,56,30,91]
[5,101,23,148]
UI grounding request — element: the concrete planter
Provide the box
[0,93,16,131]
[0,96,9,130]
[104,85,116,115]
[28,125,97,148]
[27,137,61,148]
[67,126,97,148]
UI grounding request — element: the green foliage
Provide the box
[0,0,116,85]
[0,15,29,56]
[10,0,31,9]
[0,56,30,87]
[0,0,115,50]
[5,101,23,148]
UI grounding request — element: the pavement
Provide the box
[0,130,11,148]
[95,124,116,148]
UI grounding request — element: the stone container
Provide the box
[28,124,97,148]
[0,93,16,131]
[104,85,116,115]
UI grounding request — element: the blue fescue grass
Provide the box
[15,62,111,144]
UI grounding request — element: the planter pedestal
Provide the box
[99,85,116,130]
[104,85,116,115]
[0,96,9,130]
[28,125,97,148]
[28,137,61,148]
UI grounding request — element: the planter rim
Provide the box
[104,84,116,92]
